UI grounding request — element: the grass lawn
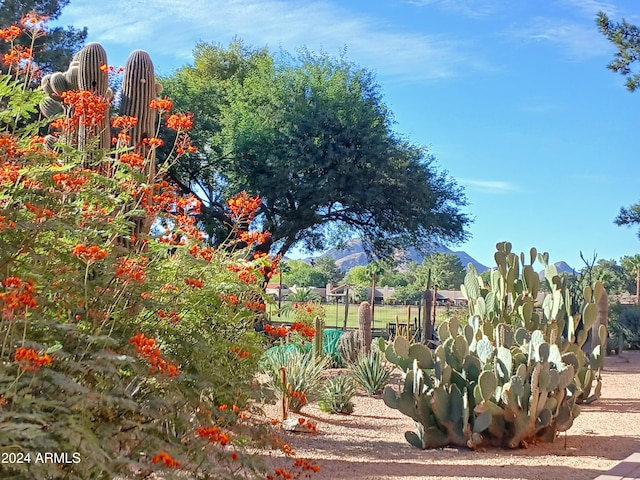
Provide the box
[268,302,467,331]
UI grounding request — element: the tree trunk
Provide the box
[636,267,640,304]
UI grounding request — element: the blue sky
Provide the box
[55,0,640,270]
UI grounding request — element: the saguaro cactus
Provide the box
[76,43,111,157]
[358,301,372,354]
[421,288,433,345]
[313,316,324,360]
[119,50,162,241]
[120,50,159,164]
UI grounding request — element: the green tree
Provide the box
[0,0,87,73]
[421,252,466,290]
[343,265,370,286]
[348,284,368,303]
[313,255,343,285]
[598,12,640,92]
[597,12,640,237]
[282,259,326,287]
[365,260,385,323]
[161,41,470,258]
[589,259,627,294]
[621,254,640,301]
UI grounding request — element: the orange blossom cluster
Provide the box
[0,276,37,315]
[129,333,179,377]
[151,451,179,468]
[226,191,261,222]
[72,243,107,263]
[13,346,52,372]
[114,257,148,283]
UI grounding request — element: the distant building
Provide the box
[265,283,292,300]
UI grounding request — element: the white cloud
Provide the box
[459,179,518,194]
[58,0,487,81]
[508,16,611,60]
[405,0,501,18]
[518,101,560,114]
[560,0,618,18]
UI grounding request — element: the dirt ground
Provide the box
[262,351,640,480]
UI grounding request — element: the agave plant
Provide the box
[261,348,326,412]
[349,350,392,396]
[318,374,357,414]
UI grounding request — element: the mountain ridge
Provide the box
[297,239,575,277]
[308,238,491,273]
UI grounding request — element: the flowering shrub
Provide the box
[291,301,325,327]
[0,17,316,480]
[264,321,316,343]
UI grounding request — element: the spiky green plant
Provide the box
[262,349,326,412]
[318,374,357,414]
[350,350,392,396]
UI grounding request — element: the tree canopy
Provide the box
[161,40,470,258]
[277,259,326,288]
[392,253,465,302]
[0,0,87,73]
[598,11,640,92]
[597,12,640,240]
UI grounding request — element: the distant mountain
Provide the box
[537,261,575,280]
[317,238,490,273]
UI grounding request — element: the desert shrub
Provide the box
[0,24,300,479]
[291,300,325,326]
[616,307,640,349]
[261,349,326,412]
[350,350,392,396]
[318,374,357,414]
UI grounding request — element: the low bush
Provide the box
[616,307,640,349]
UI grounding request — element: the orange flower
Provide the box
[226,191,262,221]
[149,97,173,112]
[166,113,194,131]
[119,152,145,168]
[14,346,51,371]
[129,333,179,377]
[114,257,147,283]
[0,25,22,42]
[152,451,179,468]
[223,294,239,306]
[0,276,37,315]
[185,278,203,288]
[72,243,107,263]
[143,137,164,148]
[60,90,109,128]
[112,115,138,130]
[197,426,230,446]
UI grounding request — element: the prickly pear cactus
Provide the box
[383,321,580,449]
[463,242,605,404]
[382,243,605,450]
